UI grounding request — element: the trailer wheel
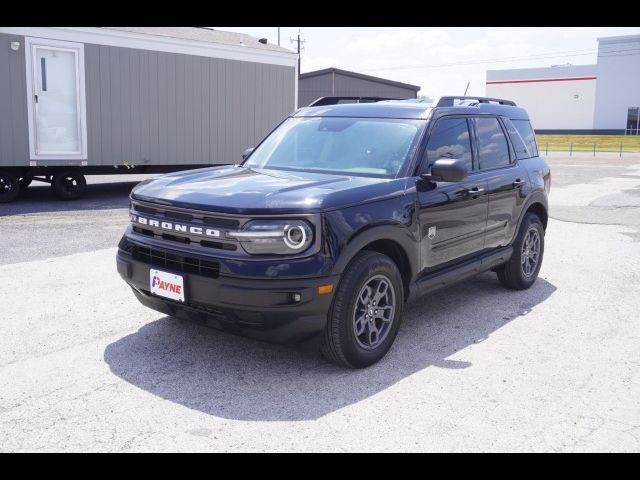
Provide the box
[51,169,87,200]
[19,175,33,188]
[0,170,21,203]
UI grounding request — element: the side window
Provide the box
[503,118,531,160]
[424,117,472,172]
[512,120,539,157]
[474,117,510,170]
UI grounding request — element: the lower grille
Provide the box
[132,246,220,278]
[140,288,230,323]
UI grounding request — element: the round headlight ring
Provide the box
[284,224,307,250]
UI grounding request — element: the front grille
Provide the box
[132,202,240,228]
[131,201,240,251]
[132,226,238,251]
[132,246,220,278]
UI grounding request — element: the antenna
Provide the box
[290,29,306,73]
[463,82,470,96]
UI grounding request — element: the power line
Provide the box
[361,46,640,72]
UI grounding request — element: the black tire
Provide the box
[19,175,33,188]
[0,170,21,203]
[51,169,87,200]
[322,250,404,368]
[496,212,545,290]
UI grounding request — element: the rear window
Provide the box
[512,120,538,158]
[474,117,510,170]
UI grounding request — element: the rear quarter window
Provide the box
[512,120,539,158]
[503,118,531,160]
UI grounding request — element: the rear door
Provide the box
[471,116,528,248]
[416,116,489,271]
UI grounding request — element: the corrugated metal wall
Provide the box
[0,33,296,167]
[298,72,333,107]
[333,73,417,100]
[0,33,29,167]
[298,71,417,107]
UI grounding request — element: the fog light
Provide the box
[291,293,302,303]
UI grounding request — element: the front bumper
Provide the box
[116,244,340,343]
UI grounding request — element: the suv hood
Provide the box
[131,165,407,214]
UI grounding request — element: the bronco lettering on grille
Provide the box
[131,214,220,237]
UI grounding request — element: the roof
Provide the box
[298,67,420,92]
[487,64,597,82]
[597,34,640,44]
[294,100,529,120]
[102,27,295,54]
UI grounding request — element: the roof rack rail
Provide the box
[308,96,400,107]
[435,96,516,107]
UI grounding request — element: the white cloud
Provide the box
[345,29,450,52]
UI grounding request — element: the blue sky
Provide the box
[217,27,640,98]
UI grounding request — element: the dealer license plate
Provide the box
[150,269,185,302]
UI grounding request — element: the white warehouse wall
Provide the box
[486,80,596,130]
[593,35,640,130]
[486,65,597,130]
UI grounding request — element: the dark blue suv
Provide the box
[116,96,550,368]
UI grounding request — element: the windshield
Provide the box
[244,117,425,178]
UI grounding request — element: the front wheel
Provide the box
[322,251,404,368]
[496,212,545,290]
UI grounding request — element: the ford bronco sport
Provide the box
[116,96,550,368]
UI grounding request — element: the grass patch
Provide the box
[536,135,640,153]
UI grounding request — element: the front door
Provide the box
[26,38,87,159]
[416,116,488,272]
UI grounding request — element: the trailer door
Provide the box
[25,38,87,160]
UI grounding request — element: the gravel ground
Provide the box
[0,157,639,452]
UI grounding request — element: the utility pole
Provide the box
[277,27,280,46]
[290,29,305,73]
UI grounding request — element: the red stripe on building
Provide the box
[486,76,597,85]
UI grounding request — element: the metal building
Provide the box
[0,27,298,174]
[298,67,420,107]
[486,34,640,134]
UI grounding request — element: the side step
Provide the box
[408,246,513,302]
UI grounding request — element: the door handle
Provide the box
[34,94,38,103]
[512,179,525,188]
[466,186,485,195]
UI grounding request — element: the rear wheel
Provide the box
[51,169,87,200]
[496,212,545,290]
[322,250,404,368]
[0,170,21,203]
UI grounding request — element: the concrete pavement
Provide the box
[1,156,639,451]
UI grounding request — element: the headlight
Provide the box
[227,219,314,255]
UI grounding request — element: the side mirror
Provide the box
[422,158,468,182]
[242,147,255,160]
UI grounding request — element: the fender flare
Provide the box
[331,223,419,280]
[511,190,549,244]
